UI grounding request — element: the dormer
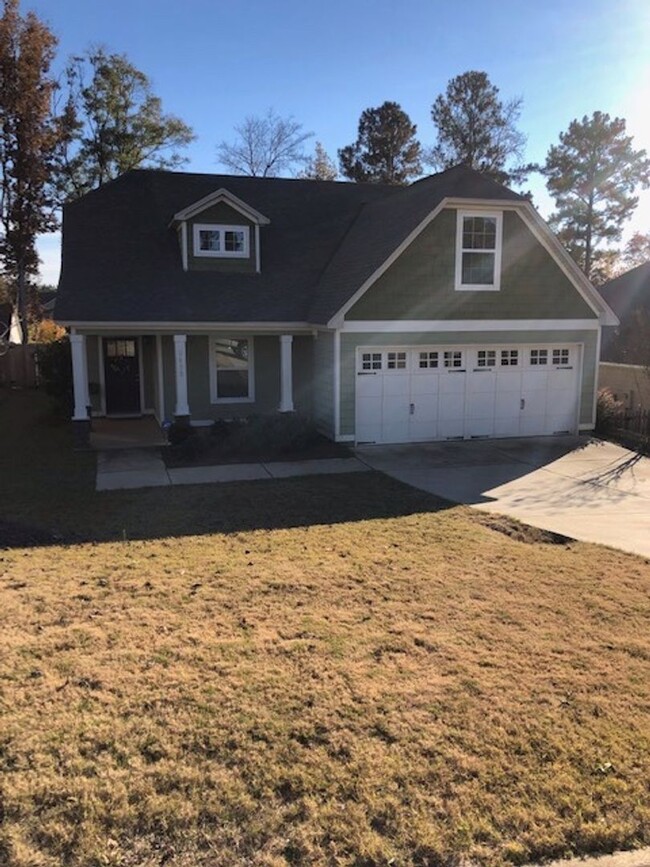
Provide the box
[171,188,270,273]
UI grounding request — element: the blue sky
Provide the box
[31,0,650,284]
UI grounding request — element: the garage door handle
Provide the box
[357,371,377,376]
[521,398,525,410]
[410,403,415,415]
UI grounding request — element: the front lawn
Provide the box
[1,389,649,867]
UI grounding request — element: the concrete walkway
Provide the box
[358,436,650,559]
[531,849,650,867]
[96,449,369,491]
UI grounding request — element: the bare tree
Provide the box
[217,109,313,177]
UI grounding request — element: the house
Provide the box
[596,262,650,410]
[54,165,617,447]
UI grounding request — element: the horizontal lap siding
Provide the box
[312,331,335,438]
[186,335,280,420]
[340,330,599,437]
[346,209,596,321]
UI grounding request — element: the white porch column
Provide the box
[173,334,190,417]
[279,334,294,413]
[70,333,89,420]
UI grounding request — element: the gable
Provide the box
[345,208,597,321]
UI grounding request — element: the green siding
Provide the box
[340,330,598,436]
[346,209,596,320]
[293,335,313,417]
[312,331,335,437]
[187,202,257,274]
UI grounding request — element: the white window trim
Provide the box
[455,210,503,292]
[193,223,250,259]
[209,335,255,404]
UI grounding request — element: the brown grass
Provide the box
[0,390,649,866]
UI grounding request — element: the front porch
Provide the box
[70,329,314,447]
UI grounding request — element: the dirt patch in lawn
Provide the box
[475,513,574,545]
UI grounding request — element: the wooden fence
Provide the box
[0,344,39,388]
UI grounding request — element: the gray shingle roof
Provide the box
[55,165,524,326]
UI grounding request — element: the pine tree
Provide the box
[429,71,528,185]
[543,112,650,280]
[298,142,337,180]
[338,101,421,185]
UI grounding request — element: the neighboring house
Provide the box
[597,262,650,410]
[54,165,617,446]
[0,303,23,345]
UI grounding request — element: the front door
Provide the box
[103,338,141,415]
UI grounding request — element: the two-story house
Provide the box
[54,165,617,446]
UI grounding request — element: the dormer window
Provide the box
[194,224,250,258]
[455,211,502,291]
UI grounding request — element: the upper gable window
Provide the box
[455,211,502,291]
[193,223,250,258]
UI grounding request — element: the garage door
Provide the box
[355,344,580,444]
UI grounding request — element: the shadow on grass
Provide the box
[0,389,452,549]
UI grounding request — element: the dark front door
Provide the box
[104,338,141,415]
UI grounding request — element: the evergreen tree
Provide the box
[338,101,421,185]
[56,48,195,199]
[298,142,337,180]
[543,112,650,280]
[429,70,528,185]
[622,231,650,269]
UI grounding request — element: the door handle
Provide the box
[410,403,415,415]
[520,398,525,410]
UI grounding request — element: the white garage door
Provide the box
[355,344,580,444]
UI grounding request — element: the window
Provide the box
[500,349,519,366]
[552,348,570,366]
[444,350,463,368]
[455,211,502,291]
[419,351,439,369]
[530,349,548,365]
[477,350,496,368]
[361,352,382,371]
[194,223,250,258]
[387,351,407,370]
[211,338,253,402]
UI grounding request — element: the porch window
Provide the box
[211,337,254,403]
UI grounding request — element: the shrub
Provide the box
[595,388,624,434]
[167,422,195,446]
[37,338,73,417]
[230,413,319,454]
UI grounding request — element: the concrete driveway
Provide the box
[357,436,650,559]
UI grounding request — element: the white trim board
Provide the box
[172,188,270,225]
[61,321,314,333]
[341,319,600,333]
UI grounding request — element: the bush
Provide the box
[224,413,319,454]
[167,421,195,446]
[37,338,73,417]
[595,388,624,434]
